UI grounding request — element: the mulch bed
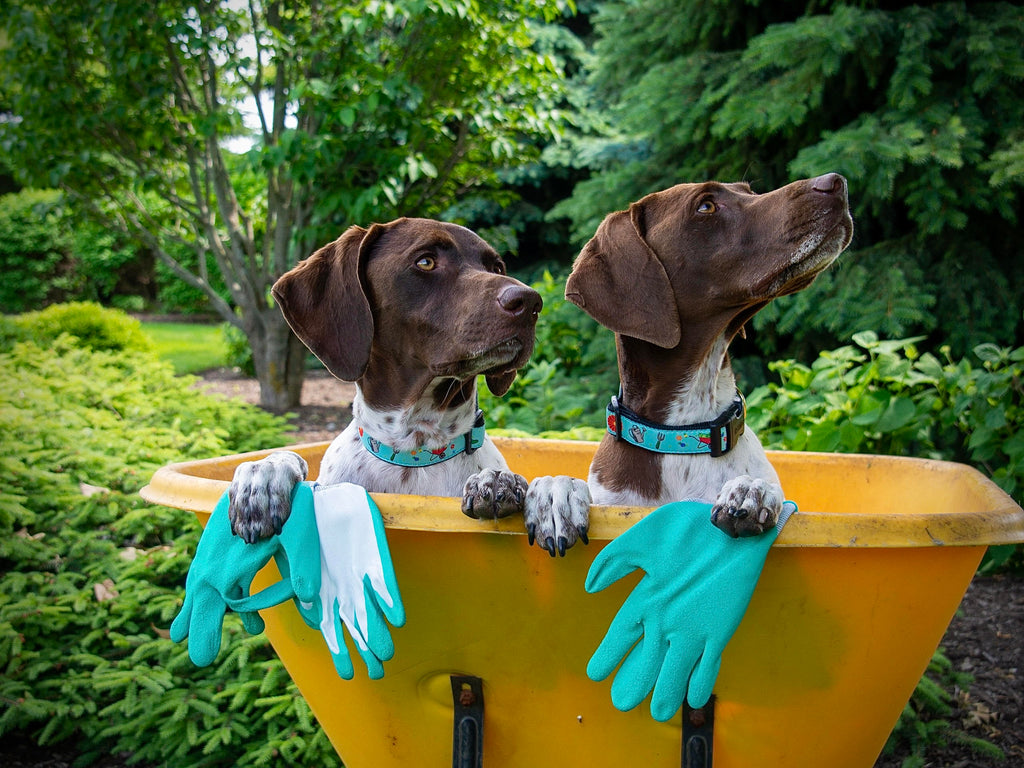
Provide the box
[874,572,1024,767]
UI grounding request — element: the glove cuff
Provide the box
[777,500,798,530]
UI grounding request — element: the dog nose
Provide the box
[812,172,847,197]
[497,284,542,318]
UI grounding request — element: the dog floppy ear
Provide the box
[272,224,386,381]
[565,205,681,348]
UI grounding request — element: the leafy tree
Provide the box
[551,0,1024,358]
[0,0,569,409]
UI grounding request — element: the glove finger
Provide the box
[610,633,666,714]
[329,645,356,680]
[279,484,322,603]
[188,593,228,667]
[169,590,194,644]
[365,495,405,628]
[685,643,724,709]
[361,581,396,663]
[319,594,343,653]
[354,639,386,680]
[362,565,405,630]
[650,639,702,722]
[338,606,386,680]
[328,607,355,680]
[584,535,649,594]
[237,609,265,635]
[587,601,644,682]
[294,595,320,630]
[369,571,405,629]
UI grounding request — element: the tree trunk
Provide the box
[248,309,307,412]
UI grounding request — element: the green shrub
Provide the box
[10,301,153,354]
[69,219,145,305]
[155,256,217,315]
[0,189,69,311]
[0,336,341,766]
[745,331,1024,572]
[0,191,150,312]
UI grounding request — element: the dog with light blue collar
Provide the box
[226,218,591,558]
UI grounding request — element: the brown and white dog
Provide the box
[229,218,590,555]
[566,173,853,536]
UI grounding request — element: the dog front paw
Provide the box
[710,476,783,538]
[524,476,591,557]
[462,468,527,520]
[228,451,309,543]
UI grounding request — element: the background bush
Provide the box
[8,302,154,354]
[0,190,69,312]
[746,331,1024,572]
[0,315,340,766]
[0,191,151,313]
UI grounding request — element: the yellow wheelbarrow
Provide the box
[142,439,1024,768]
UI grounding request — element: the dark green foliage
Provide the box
[0,191,151,313]
[0,322,341,766]
[481,268,616,437]
[222,322,257,377]
[0,190,70,311]
[552,0,1024,357]
[746,331,1024,571]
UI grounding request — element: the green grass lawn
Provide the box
[142,320,229,374]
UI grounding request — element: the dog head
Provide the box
[273,218,541,398]
[565,173,854,347]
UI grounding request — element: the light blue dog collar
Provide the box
[359,409,486,467]
[606,391,745,457]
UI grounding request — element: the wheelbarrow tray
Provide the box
[141,439,1024,768]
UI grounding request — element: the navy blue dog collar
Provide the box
[606,391,745,457]
[359,409,486,467]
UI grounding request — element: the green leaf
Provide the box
[875,397,918,433]
[338,106,357,128]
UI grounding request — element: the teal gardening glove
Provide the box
[169,484,321,666]
[585,499,797,721]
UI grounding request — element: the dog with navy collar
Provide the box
[566,174,853,537]
[228,218,590,556]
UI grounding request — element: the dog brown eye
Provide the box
[697,200,717,214]
[416,256,436,271]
